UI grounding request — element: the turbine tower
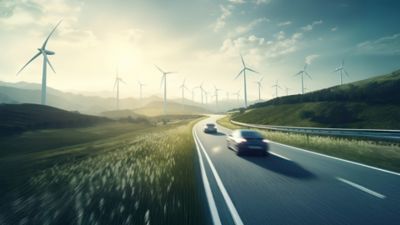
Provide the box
[137,81,145,100]
[155,65,176,115]
[271,80,282,98]
[294,64,311,94]
[285,86,290,96]
[235,54,258,108]
[334,60,349,85]
[16,20,62,105]
[195,83,205,104]
[255,77,264,101]
[113,70,126,110]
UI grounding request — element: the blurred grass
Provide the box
[217,116,400,172]
[0,119,204,225]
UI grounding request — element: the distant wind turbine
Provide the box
[16,20,62,105]
[271,80,282,98]
[137,81,145,100]
[232,90,241,103]
[179,78,189,104]
[214,86,222,106]
[155,65,176,115]
[113,70,126,110]
[334,60,349,85]
[284,86,291,96]
[195,83,205,104]
[294,64,311,94]
[235,54,258,108]
[255,76,264,101]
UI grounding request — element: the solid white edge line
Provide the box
[270,152,291,161]
[194,128,245,225]
[269,140,400,176]
[193,128,222,225]
[336,177,386,199]
[221,120,400,176]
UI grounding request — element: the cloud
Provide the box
[356,33,400,55]
[277,21,292,27]
[218,31,303,65]
[231,17,268,36]
[254,0,272,5]
[331,26,338,32]
[213,5,233,32]
[229,0,246,4]
[301,20,323,31]
[305,54,319,65]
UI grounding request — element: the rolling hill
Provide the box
[0,104,110,136]
[233,69,400,129]
[131,100,211,116]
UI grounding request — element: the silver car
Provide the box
[203,123,217,134]
[227,129,269,156]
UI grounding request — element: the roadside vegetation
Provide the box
[0,118,204,225]
[218,116,400,172]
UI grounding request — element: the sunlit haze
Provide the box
[1,0,399,100]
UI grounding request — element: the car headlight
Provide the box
[236,138,247,143]
[262,139,269,143]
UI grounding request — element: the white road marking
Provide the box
[194,129,244,225]
[270,140,400,177]
[336,177,386,199]
[218,118,400,177]
[270,152,291,160]
[192,128,222,225]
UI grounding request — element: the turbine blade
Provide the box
[245,67,259,74]
[45,55,56,73]
[294,71,302,76]
[160,75,165,89]
[42,20,62,49]
[113,79,118,91]
[155,65,164,74]
[120,78,127,84]
[240,54,246,67]
[234,69,244,79]
[344,69,349,77]
[341,59,344,67]
[305,71,312,79]
[16,51,42,75]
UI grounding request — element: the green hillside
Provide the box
[0,104,109,136]
[234,69,400,129]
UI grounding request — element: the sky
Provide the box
[0,0,399,101]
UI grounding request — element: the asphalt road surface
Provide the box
[193,115,400,225]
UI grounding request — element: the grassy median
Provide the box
[0,120,204,225]
[218,116,400,172]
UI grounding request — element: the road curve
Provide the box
[194,115,400,225]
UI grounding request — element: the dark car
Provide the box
[203,123,217,134]
[227,129,269,156]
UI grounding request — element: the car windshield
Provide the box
[207,124,215,127]
[241,131,263,139]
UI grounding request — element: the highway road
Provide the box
[193,115,400,225]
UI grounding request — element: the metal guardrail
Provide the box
[231,120,400,142]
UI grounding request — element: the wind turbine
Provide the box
[113,70,126,110]
[294,64,311,94]
[255,77,264,101]
[232,90,241,103]
[155,65,176,115]
[195,83,205,104]
[214,86,222,106]
[271,80,282,98]
[179,78,189,104]
[334,60,349,85]
[16,20,62,105]
[284,86,291,96]
[235,54,258,108]
[137,81,145,100]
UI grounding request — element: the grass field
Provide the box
[218,116,400,172]
[0,120,204,225]
[232,102,400,129]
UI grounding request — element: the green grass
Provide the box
[233,102,400,129]
[0,119,204,225]
[217,116,400,172]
